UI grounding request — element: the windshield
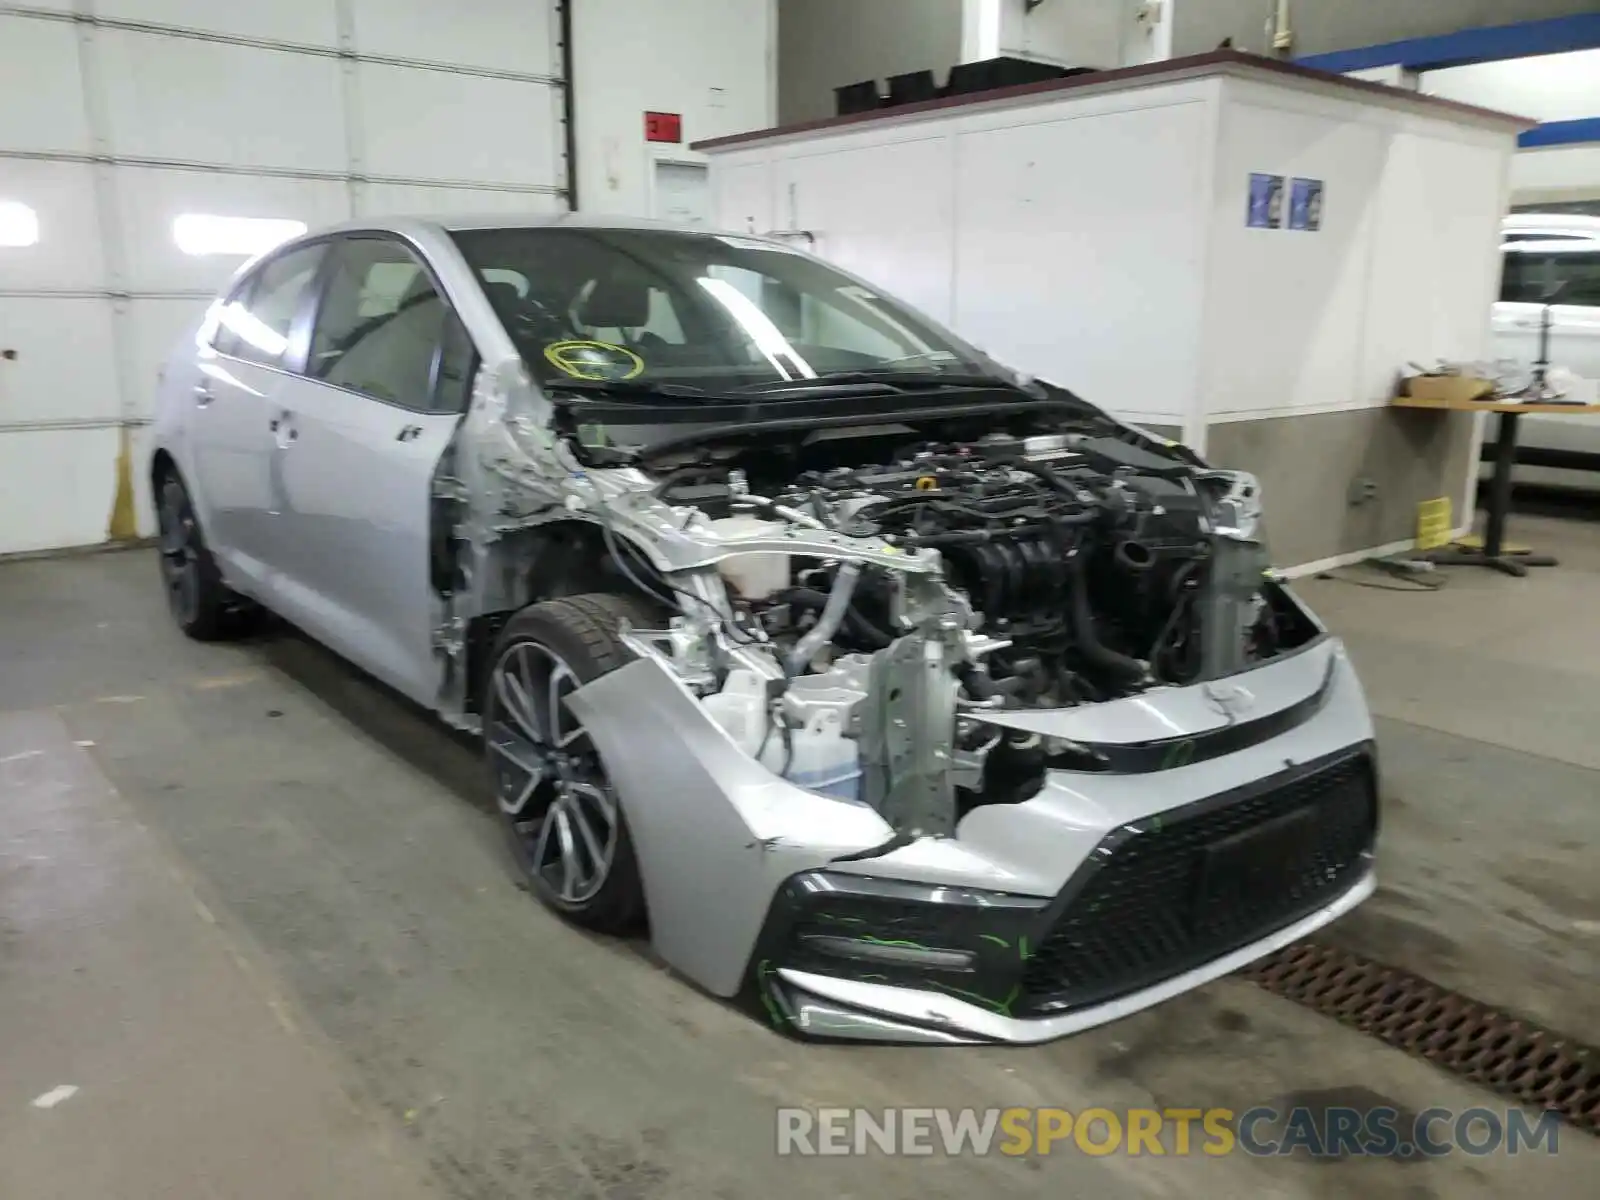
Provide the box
[449,226,1002,394]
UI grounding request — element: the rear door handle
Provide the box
[269,412,297,446]
[396,424,423,443]
[193,382,213,406]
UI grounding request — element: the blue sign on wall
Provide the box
[1289,178,1324,231]
[1247,173,1284,229]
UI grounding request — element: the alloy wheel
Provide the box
[488,641,619,905]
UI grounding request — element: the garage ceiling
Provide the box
[0,0,569,555]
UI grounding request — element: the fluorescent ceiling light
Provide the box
[173,214,307,257]
[0,200,40,248]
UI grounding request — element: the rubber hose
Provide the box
[1068,550,1147,683]
[786,562,863,674]
[771,587,893,649]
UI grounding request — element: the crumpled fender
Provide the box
[565,656,895,996]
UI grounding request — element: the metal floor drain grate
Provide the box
[1245,941,1599,1135]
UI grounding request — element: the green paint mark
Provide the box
[927,979,1023,1017]
[815,913,866,925]
[856,935,931,950]
[756,960,787,1029]
[979,934,1010,949]
[1161,740,1196,771]
[1018,935,1030,961]
[1151,814,1163,832]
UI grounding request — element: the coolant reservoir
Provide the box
[706,515,789,600]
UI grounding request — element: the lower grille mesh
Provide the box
[1020,749,1377,1014]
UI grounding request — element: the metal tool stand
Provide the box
[1423,406,1558,576]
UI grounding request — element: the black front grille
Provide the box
[1018,747,1377,1015]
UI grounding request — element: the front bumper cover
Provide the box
[565,633,1379,1043]
[749,742,1378,1043]
[765,870,1374,1044]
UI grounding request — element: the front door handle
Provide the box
[269,412,297,447]
[396,424,423,443]
[193,382,214,407]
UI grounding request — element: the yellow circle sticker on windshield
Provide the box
[544,340,644,381]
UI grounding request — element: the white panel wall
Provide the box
[96,33,350,172]
[0,161,106,291]
[0,2,566,555]
[0,429,122,556]
[1199,99,1389,422]
[952,99,1210,427]
[0,18,91,153]
[350,0,555,73]
[357,66,559,185]
[572,0,777,216]
[96,0,339,45]
[781,136,957,324]
[0,300,121,425]
[1200,80,1510,432]
[711,160,775,235]
[1357,131,1510,400]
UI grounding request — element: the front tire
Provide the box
[155,471,255,641]
[484,594,654,933]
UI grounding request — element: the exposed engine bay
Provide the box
[530,414,1322,837]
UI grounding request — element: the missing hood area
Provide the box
[445,364,1325,844]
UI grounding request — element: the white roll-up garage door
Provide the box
[0,1,568,555]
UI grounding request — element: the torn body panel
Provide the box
[568,633,1375,1041]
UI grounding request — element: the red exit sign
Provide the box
[644,111,683,143]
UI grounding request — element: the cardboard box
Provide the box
[1403,374,1496,403]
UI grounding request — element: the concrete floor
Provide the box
[2,515,1597,1199]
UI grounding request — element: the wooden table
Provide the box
[1394,393,1600,576]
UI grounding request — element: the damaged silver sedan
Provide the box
[148,215,1377,1044]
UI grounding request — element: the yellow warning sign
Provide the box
[1416,497,1452,551]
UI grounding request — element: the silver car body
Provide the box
[149,213,1377,1044]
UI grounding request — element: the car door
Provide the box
[189,241,327,596]
[267,234,476,706]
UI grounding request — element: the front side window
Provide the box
[215,242,326,366]
[309,237,469,412]
[449,227,988,393]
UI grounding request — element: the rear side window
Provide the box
[214,243,327,366]
[309,237,470,412]
[1500,246,1600,305]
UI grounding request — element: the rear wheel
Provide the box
[155,472,255,641]
[484,594,653,933]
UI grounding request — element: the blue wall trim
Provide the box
[1296,13,1600,74]
[1520,118,1600,149]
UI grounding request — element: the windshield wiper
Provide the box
[543,377,724,402]
[733,370,1042,396]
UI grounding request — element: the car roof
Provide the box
[316,212,738,238]
[1501,213,1600,240]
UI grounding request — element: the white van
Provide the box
[1488,213,1600,491]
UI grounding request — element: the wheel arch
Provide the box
[459,520,669,721]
